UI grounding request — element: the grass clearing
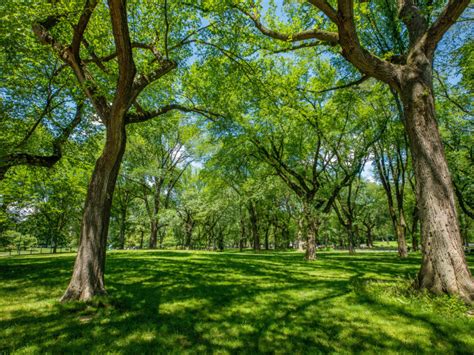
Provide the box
[1,250,473,353]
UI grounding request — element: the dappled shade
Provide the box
[1,251,473,353]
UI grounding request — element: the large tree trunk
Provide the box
[303,206,319,261]
[400,69,474,303]
[61,119,126,302]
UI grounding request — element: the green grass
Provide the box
[371,240,400,249]
[1,250,473,354]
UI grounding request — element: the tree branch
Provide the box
[126,104,223,124]
[424,0,471,57]
[236,4,338,44]
[108,0,136,113]
[71,0,99,60]
[0,102,84,180]
[397,0,427,47]
[308,0,338,23]
[336,0,400,86]
[32,19,110,119]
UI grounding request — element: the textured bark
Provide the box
[61,119,126,302]
[400,67,474,303]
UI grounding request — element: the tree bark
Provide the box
[400,68,474,302]
[149,219,158,249]
[264,225,269,250]
[347,224,355,255]
[248,201,260,251]
[296,216,306,252]
[395,215,408,258]
[303,206,319,261]
[61,119,126,302]
[118,207,126,249]
[366,226,373,248]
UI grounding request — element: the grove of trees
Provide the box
[0,0,472,303]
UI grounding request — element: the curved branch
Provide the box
[425,0,471,57]
[0,102,84,180]
[236,5,338,44]
[126,104,223,124]
[308,0,338,23]
[336,0,400,86]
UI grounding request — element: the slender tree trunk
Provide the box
[184,216,193,249]
[366,226,373,248]
[159,229,165,249]
[264,225,269,250]
[347,225,355,255]
[61,119,126,302]
[149,219,158,249]
[248,201,260,251]
[239,216,246,251]
[396,215,408,258]
[118,207,126,249]
[140,229,144,249]
[400,69,474,302]
[296,216,306,252]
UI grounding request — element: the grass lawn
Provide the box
[1,250,473,354]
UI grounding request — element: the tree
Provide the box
[31,0,218,301]
[228,0,473,301]
[204,55,382,260]
[125,116,196,248]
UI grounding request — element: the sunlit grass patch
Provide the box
[0,250,473,353]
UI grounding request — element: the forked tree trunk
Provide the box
[400,69,474,303]
[60,119,126,302]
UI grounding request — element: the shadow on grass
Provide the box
[0,251,473,353]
